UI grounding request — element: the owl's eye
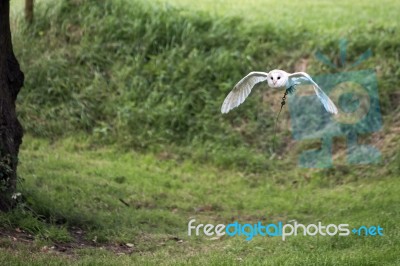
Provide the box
[277,76,281,80]
[271,77,273,80]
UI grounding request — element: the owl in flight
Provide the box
[221,70,338,114]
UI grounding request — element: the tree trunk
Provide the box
[0,0,24,211]
[25,0,34,24]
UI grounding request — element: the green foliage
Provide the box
[14,1,267,170]
[12,0,399,171]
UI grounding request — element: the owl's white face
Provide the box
[267,70,288,88]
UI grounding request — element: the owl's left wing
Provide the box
[288,72,338,114]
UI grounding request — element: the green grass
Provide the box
[10,0,400,172]
[0,136,399,265]
[159,0,400,34]
[1,0,399,264]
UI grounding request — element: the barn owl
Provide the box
[221,70,338,114]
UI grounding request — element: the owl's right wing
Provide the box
[221,72,269,114]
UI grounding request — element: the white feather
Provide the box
[221,72,269,114]
[288,72,338,114]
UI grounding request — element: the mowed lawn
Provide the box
[0,136,399,265]
[1,0,399,265]
[158,0,399,33]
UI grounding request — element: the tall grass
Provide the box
[13,0,399,170]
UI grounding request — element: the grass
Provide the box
[10,0,400,172]
[0,135,399,265]
[159,0,400,34]
[1,0,399,264]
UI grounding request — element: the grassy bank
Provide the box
[11,0,400,171]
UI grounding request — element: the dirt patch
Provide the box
[0,227,135,256]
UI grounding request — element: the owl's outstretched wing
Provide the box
[221,72,269,114]
[288,72,338,114]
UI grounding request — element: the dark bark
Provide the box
[0,0,24,211]
[25,0,34,23]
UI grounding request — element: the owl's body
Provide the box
[221,69,338,115]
